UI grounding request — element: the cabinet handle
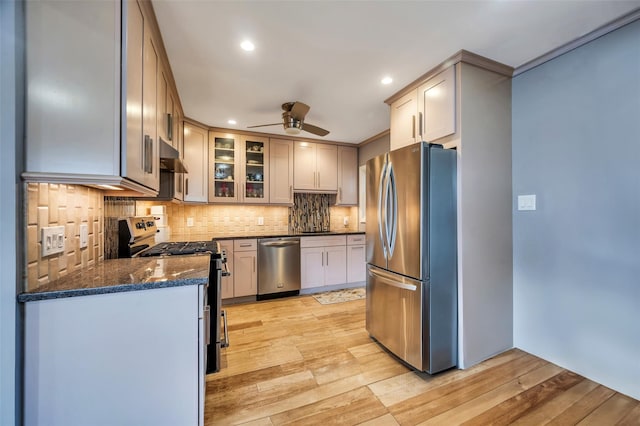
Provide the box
[239,243,252,247]
[321,251,324,267]
[418,112,423,139]
[338,188,341,203]
[144,135,153,174]
[313,172,316,188]
[317,172,320,188]
[167,113,172,141]
[289,185,293,200]
[412,114,416,139]
[326,251,329,266]
[185,178,189,195]
[253,257,256,272]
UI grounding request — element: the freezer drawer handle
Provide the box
[368,269,417,291]
[221,309,229,348]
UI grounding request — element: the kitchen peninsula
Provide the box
[18,256,209,426]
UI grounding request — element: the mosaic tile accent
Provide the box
[25,183,104,291]
[289,193,330,233]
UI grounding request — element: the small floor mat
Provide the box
[312,287,366,305]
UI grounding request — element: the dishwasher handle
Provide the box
[259,240,300,248]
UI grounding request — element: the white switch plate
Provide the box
[186,217,194,227]
[517,194,537,211]
[257,217,264,226]
[41,226,65,256]
[79,224,88,249]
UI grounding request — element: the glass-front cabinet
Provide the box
[243,136,269,203]
[208,132,269,203]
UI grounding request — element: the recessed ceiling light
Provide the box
[228,119,237,125]
[381,76,393,85]
[240,40,255,51]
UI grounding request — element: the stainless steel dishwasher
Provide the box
[257,237,301,300]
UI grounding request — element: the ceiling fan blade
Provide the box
[247,123,282,129]
[301,122,329,136]
[290,102,310,120]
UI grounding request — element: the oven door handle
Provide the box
[221,309,229,348]
[221,261,231,277]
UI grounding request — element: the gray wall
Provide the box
[512,19,640,399]
[0,1,23,424]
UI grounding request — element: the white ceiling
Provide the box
[152,1,640,144]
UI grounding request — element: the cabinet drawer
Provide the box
[347,234,365,245]
[234,239,257,251]
[300,235,346,248]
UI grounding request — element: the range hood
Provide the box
[159,138,188,173]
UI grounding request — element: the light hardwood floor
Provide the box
[205,296,639,425]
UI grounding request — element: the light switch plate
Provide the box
[79,224,88,249]
[186,217,194,227]
[257,217,264,226]
[517,194,537,211]
[41,226,65,256]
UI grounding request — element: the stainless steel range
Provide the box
[117,217,230,374]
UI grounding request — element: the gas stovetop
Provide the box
[139,241,223,258]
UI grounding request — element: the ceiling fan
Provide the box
[248,102,330,136]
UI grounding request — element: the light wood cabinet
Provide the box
[300,236,347,289]
[233,240,257,297]
[157,67,168,144]
[183,123,208,203]
[390,91,418,151]
[141,16,160,190]
[209,133,269,203]
[417,65,456,143]
[336,146,358,205]
[269,138,294,204]
[389,65,456,151]
[293,142,337,192]
[346,235,366,283]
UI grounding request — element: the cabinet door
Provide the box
[242,136,269,204]
[316,144,338,191]
[219,240,234,299]
[209,132,241,203]
[336,146,358,205]
[233,251,257,297]
[269,138,293,204]
[300,247,324,289]
[140,18,159,190]
[390,90,417,151]
[183,123,208,202]
[157,68,168,143]
[324,245,347,286]
[293,142,317,190]
[123,0,145,185]
[418,65,456,142]
[167,91,177,148]
[173,110,184,201]
[347,245,366,283]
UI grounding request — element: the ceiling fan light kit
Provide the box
[248,101,329,137]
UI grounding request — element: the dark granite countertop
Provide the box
[18,256,210,302]
[169,230,365,242]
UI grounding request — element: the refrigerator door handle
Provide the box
[377,161,388,259]
[387,162,398,258]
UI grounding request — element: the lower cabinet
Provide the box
[23,285,205,426]
[233,239,257,297]
[347,234,366,283]
[300,236,347,289]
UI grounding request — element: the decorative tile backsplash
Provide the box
[25,183,103,290]
[104,197,136,259]
[289,193,330,233]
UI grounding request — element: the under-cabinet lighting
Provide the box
[98,185,123,191]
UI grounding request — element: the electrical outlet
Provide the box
[79,224,88,249]
[41,226,65,256]
[257,217,264,226]
[186,217,194,227]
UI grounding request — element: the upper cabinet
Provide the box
[336,146,358,205]
[389,91,418,151]
[388,65,456,151]
[269,138,294,205]
[417,66,456,143]
[293,142,337,192]
[23,0,183,195]
[209,133,269,204]
[183,123,208,203]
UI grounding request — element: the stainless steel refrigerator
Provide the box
[366,142,457,374]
